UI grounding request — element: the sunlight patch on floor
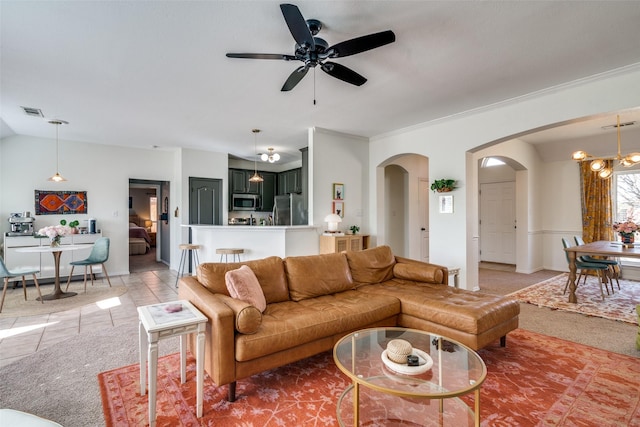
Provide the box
[0,321,58,339]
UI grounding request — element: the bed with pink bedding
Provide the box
[129,215,150,254]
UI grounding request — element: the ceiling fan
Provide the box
[226,3,396,92]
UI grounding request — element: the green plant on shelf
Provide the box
[60,219,81,233]
[349,225,360,235]
[430,179,456,192]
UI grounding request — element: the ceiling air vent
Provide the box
[20,106,44,117]
[601,121,637,130]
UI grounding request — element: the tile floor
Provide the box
[0,269,179,368]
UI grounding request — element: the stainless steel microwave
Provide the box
[231,194,260,211]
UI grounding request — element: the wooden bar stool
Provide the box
[175,244,201,288]
[216,248,244,263]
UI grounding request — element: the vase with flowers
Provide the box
[37,225,71,247]
[613,219,638,245]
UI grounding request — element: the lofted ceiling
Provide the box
[1,1,640,164]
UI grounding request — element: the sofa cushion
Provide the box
[234,290,400,361]
[345,245,396,287]
[225,265,267,312]
[222,295,263,334]
[285,253,354,301]
[393,262,445,284]
[197,256,289,304]
[357,279,520,334]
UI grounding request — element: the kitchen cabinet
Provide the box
[319,234,370,254]
[229,168,276,212]
[260,172,276,212]
[3,233,102,282]
[229,169,260,195]
[277,168,302,195]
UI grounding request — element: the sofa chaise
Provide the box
[178,245,520,401]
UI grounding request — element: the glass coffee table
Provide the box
[333,327,486,426]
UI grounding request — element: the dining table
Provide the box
[16,244,90,300]
[564,240,640,303]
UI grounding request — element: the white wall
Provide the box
[310,128,368,235]
[370,66,640,289]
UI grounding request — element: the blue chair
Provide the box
[562,238,609,300]
[574,236,620,293]
[65,237,112,292]
[0,256,43,313]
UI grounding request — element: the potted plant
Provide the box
[349,225,360,235]
[60,219,81,234]
[430,179,456,193]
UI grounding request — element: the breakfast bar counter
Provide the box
[182,225,319,262]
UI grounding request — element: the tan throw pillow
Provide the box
[225,265,267,313]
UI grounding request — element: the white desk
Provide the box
[137,300,207,426]
[16,245,87,300]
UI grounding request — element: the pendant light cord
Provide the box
[55,123,60,173]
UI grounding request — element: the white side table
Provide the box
[448,267,460,288]
[138,300,207,426]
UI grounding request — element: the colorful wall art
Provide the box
[35,190,87,215]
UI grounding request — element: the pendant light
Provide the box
[249,129,264,183]
[571,115,640,179]
[261,147,280,163]
[47,119,69,182]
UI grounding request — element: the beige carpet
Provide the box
[0,281,127,317]
[508,273,639,325]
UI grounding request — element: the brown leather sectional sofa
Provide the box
[178,245,520,401]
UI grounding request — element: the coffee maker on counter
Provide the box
[7,212,35,236]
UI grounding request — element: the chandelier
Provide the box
[47,119,69,182]
[248,129,264,183]
[261,148,280,163]
[571,115,640,179]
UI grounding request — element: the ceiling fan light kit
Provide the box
[226,3,395,92]
[571,115,640,179]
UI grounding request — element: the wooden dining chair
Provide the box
[0,256,43,313]
[562,238,609,300]
[574,236,620,293]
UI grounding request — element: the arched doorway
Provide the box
[377,154,429,260]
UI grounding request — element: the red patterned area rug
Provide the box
[99,329,640,427]
[509,273,639,325]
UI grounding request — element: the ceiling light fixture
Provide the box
[571,115,640,179]
[47,119,69,182]
[249,129,264,183]
[261,147,280,163]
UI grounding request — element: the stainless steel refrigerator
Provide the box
[273,193,307,225]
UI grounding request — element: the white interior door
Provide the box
[480,182,516,264]
[419,179,429,263]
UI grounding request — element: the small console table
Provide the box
[138,300,207,426]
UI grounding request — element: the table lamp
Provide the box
[324,213,342,233]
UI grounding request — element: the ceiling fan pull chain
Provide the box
[313,68,317,105]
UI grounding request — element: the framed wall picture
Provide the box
[439,195,453,214]
[35,190,87,215]
[333,200,344,218]
[333,183,344,200]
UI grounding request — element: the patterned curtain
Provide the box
[579,160,614,243]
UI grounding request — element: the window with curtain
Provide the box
[614,170,640,266]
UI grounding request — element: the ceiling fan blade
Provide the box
[281,66,309,91]
[226,53,296,60]
[328,30,396,58]
[280,4,315,51]
[321,62,367,86]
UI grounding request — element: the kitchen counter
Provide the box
[181,225,319,261]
